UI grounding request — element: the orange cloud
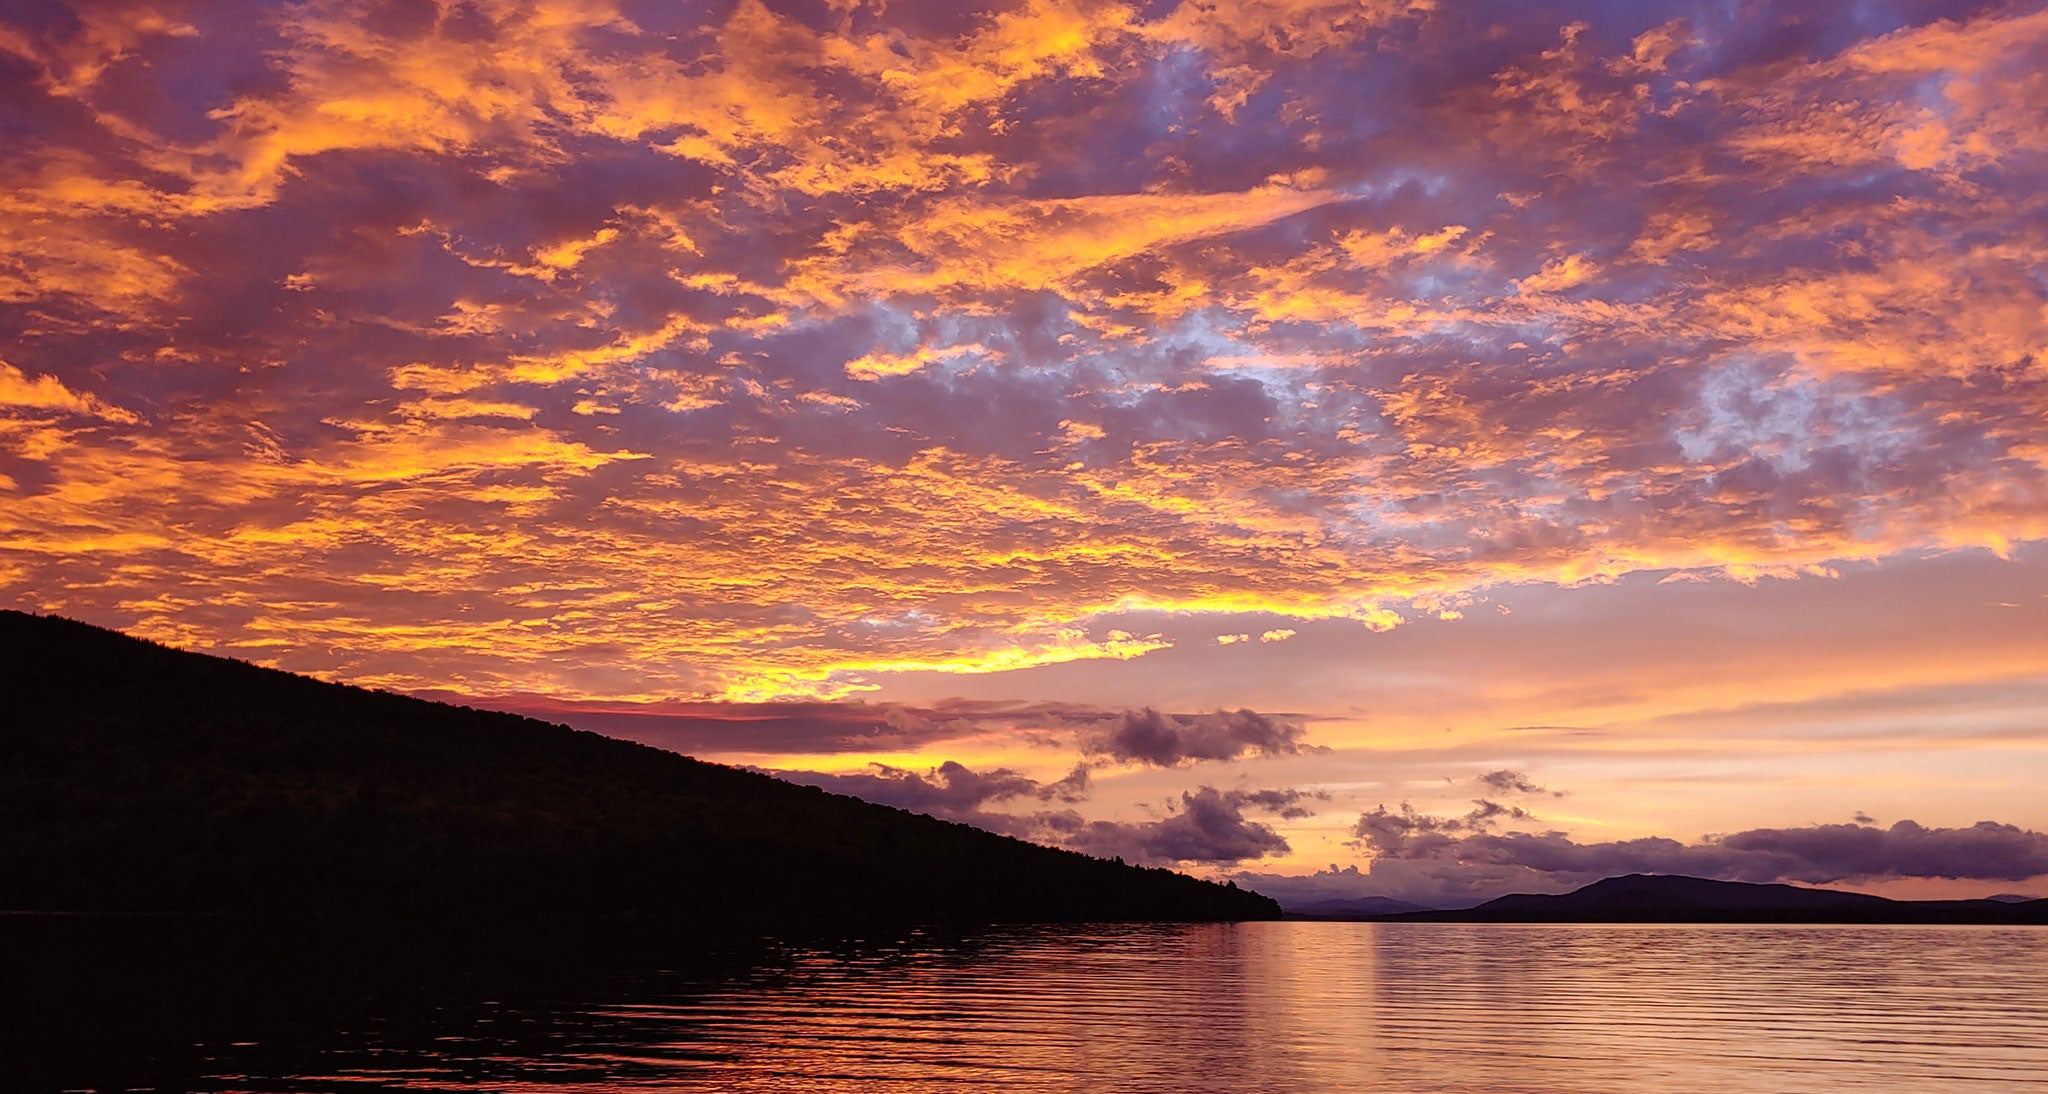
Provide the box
[2,0,2043,717]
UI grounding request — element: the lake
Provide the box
[18,922,2048,1091]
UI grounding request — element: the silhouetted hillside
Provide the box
[1381,873,2048,923]
[0,611,1276,928]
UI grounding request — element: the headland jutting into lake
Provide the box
[0,610,1276,930]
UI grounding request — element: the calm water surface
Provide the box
[69,923,2048,1091]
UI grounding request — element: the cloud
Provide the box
[1231,787,1325,820]
[3,0,2047,707]
[7,4,2046,905]
[1347,804,2048,905]
[488,697,946,755]
[771,760,1090,822]
[0,360,137,422]
[477,696,1317,764]
[1476,769,1562,797]
[769,763,1316,869]
[1712,820,2048,883]
[1083,707,1312,767]
[1058,786,1317,866]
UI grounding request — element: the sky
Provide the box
[4,0,2047,907]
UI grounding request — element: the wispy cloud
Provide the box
[6,1,2044,699]
[4,1,2046,892]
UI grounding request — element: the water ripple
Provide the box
[171,923,2048,1092]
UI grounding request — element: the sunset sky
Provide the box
[5,0,2047,905]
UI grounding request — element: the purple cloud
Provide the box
[1346,807,2048,905]
[1084,708,1313,767]
[2,0,2042,705]
[771,760,1090,822]
[1057,787,1318,866]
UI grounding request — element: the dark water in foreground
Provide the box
[16,921,2048,1092]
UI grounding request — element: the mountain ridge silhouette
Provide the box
[1375,872,2048,923]
[0,610,1276,928]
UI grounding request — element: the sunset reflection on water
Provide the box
[158,922,2048,1092]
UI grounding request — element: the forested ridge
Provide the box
[0,611,1276,927]
[1377,873,2048,924]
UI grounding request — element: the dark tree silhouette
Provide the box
[0,611,1278,928]
[1376,874,2047,924]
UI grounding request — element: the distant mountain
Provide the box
[1286,896,1434,918]
[1380,874,2048,924]
[0,611,1276,928]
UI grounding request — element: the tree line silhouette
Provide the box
[0,611,1277,929]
